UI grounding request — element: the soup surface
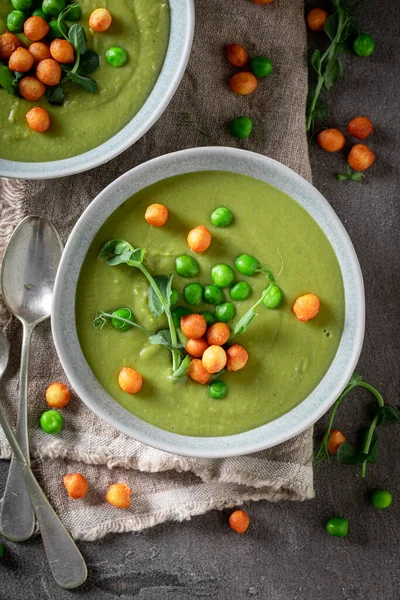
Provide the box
[76,171,345,437]
[0,0,169,161]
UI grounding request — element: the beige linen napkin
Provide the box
[0,0,313,541]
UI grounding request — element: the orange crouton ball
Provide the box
[229,509,250,533]
[229,72,258,95]
[9,48,34,73]
[50,39,75,64]
[36,58,61,86]
[63,473,89,499]
[19,76,46,101]
[306,8,328,31]
[253,0,273,4]
[0,32,21,61]
[327,430,347,455]
[188,358,211,385]
[206,322,230,346]
[347,144,375,171]
[225,44,249,67]
[185,337,209,358]
[25,107,51,133]
[316,128,346,152]
[145,203,169,227]
[45,382,71,409]
[180,314,207,339]
[24,16,49,42]
[202,345,227,374]
[292,293,320,322]
[347,116,373,140]
[89,8,112,32]
[28,42,51,64]
[226,344,248,372]
[106,483,132,509]
[187,225,212,253]
[118,367,143,394]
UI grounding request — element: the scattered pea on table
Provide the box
[40,409,63,434]
[230,116,253,139]
[370,489,392,509]
[325,517,349,538]
[250,56,273,78]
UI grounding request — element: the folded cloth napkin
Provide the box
[0,0,313,541]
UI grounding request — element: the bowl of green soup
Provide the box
[52,147,365,457]
[0,0,194,178]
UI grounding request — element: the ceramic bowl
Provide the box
[52,147,365,458]
[0,0,194,180]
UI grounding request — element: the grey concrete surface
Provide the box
[1,0,399,598]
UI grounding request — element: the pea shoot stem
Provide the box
[94,312,153,336]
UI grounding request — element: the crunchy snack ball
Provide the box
[89,8,112,32]
[187,358,211,385]
[202,345,227,374]
[9,47,34,73]
[229,509,250,533]
[327,430,346,455]
[226,344,248,372]
[347,116,373,140]
[26,107,51,132]
[229,72,258,95]
[225,44,248,67]
[180,314,207,339]
[19,76,46,101]
[24,16,50,41]
[46,381,71,408]
[63,473,89,499]
[206,322,230,346]
[118,367,143,394]
[0,31,21,61]
[50,39,75,64]
[187,225,212,253]
[347,144,375,171]
[106,483,132,509]
[145,203,169,227]
[28,41,51,64]
[316,129,346,152]
[185,337,209,358]
[36,58,61,86]
[292,293,320,322]
[253,0,274,4]
[306,8,328,31]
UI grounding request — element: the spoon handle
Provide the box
[0,396,87,589]
[0,322,36,541]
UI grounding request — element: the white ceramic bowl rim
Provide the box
[0,0,195,180]
[52,147,365,458]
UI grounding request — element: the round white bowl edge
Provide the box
[52,147,365,458]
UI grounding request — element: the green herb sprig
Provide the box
[337,165,362,182]
[314,373,400,477]
[307,0,359,133]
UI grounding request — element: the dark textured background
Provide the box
[1,0,399,598]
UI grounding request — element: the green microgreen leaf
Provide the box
[350,171,362,182]
[311,49,322,75]
[372,405,400,426]
[337,442,368,465]
[323,58,343,91]
[148,329,184,352]
[337,173,348,181]
[68,23,87,55]
[92,312,152,336]
[46,85,65,105]
[78,49,100,74]
[172,355,191,380]
[148,275,174,318]
[324,12,339,41]
[0,63,17,95]
[67,72,98,93]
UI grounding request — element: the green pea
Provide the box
[0,544,4,559]
[7,10,25,33]
[106,46,128,68]
[211,264,234,288]
[170,288,179,306]
[47,18,68,39]
[250,56,273,78]
[215,302,236,322]
[235,254,259,276]
[263,285,283,309]
[42,0,66,18]
[11,0,32,10]
[65,1,81,20]
[110,308,134,332]
[209,380,227,400]
[40,410,63,434]
[230,116,253,139]
[172,306,191,328]
[353,34,375,57]
[200,311,215,326]
[183,283,203,306]
[370,489,392,509]
[211,207,233,227]
[32,7,48,18]
[230,281,251,301]
[175,255,200,278]
[325,517,348,538]
[204,284,224,305]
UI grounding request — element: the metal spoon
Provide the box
[0,328,87,588]
[0,216,62,541]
